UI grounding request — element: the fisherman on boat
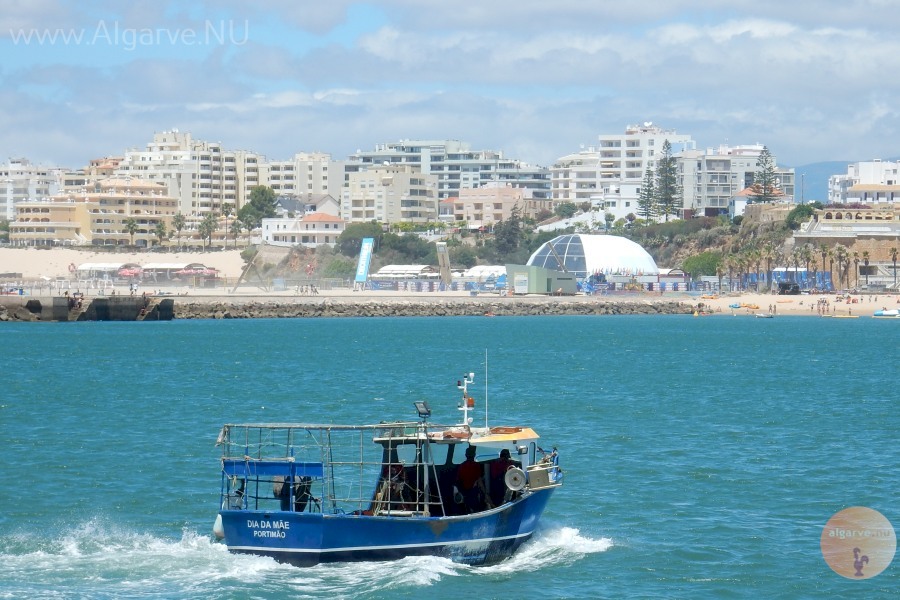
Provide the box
[456,446,492,512]
[489,448,517,506]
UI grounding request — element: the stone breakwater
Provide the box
[175,299,695,319]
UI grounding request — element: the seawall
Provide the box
[174,299,695,319]
[0,296,175,321]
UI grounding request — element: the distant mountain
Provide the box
[791,158,900,203]
[790,161,850,203]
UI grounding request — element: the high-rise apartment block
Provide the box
[1,158,64,220]
[347,140,550,201]
[552,124,795,222]
[258,152,347,198]
[115,130,263,216]
[551,123,696,221]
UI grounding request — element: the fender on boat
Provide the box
[213,514,225,539]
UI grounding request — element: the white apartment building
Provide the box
[828,159,900,204]
[115,130,263,217]
[258,152,347,198]
[551,123,696,222]
[341,164,438,224]
[680,144,795,217]
[10,178,177,247]
[347,140,550,201]
[1,158,65,220]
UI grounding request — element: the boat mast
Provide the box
[484,350,489,430]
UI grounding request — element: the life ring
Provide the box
[68,263,76,273]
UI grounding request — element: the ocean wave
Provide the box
[0,518,610,597]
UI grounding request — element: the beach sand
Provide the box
[2,247,895,317]
[0,247,246,279]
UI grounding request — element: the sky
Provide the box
[2,0,900,171]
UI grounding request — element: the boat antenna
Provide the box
[457,372,475,426]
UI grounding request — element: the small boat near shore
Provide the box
[873,308,900,318]
[755,312,774,319]
[212,371,562,567]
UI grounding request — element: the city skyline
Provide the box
[2,1,899,170]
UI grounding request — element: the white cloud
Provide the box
[3,0,900,172]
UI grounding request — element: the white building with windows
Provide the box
[262,212,346,248]
[341,164,438,225]
[828,160,900,204]
[680,144,795,217]
[258,152,347,198]
[551,123,696,222]
[347,139,550,201]
[1,158,65,220]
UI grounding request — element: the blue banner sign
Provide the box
[355,237,374,283]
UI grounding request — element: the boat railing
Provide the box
[217,422,459,517]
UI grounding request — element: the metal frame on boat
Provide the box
[213,372,562,566]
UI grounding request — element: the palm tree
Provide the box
[819,243,829,288]
[173,213,186,249]
[230,219,243,247]
[852,252,859,289]
[834,245,849,290]
[222,204,234,248]
[862,250,870,287]
[801,244,814,290]
[736,253,749,291]
[806,244,819,289]
[891,246,898,288]
[762,242,775,291]
[124,217,138,247]
[791,248,803,284]
[747,247,761,291]
[827,247,836,290]
[154,221,167,248]
[198,212,218,250]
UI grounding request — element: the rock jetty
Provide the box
[2,295,699,321]
[175,299,694,319]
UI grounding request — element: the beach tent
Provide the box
[142,263,216,280]
[76,262,140,279]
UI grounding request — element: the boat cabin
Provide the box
[217,420,558,519]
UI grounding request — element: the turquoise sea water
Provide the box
[1,314,897,599]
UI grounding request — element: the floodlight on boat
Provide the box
[414,400,431,419]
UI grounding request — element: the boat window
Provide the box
[395,444,418,465]
[428,444,449,465]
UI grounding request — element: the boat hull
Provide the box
[219,487,555,566]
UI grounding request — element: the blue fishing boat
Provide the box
[212,371,562,566]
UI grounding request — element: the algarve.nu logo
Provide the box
[821,506,896,579]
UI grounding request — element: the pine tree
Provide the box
[637,166,657,222]
[751,146,779,203]
[654,140,682,222]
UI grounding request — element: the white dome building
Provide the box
[527,234,658,279]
